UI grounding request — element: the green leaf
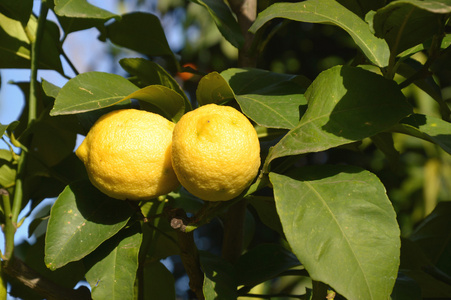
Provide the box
[235,244,300,286]
[393,114,451,155]
[264,65,411,171]
[143,261,176,300]
[270,165,401,300]
[44,180,135,270]
[250,0,390,67]
[196,71,236,106]
[119,58,191,111]
[84,224,142,300]
[0,150,16,189]
[391,272,422,300]
[248,196,284,236]
[54,0,117,19]
[42,79,61,99]
[122,85,185,122]
[105,12,174,58]
[52,0,118,34]
[190,0,244,48]
[0,0,32,25]
[221,68,307,129]
[409,201,451,277]
[0,14,63,72]
[372,0,451,55]
[200,251,237,300]
[50,72,138,116]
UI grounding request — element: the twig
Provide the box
[2,257,91,300]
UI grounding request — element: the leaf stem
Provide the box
[0,190,15,261]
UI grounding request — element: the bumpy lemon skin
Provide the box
[171,104,261,201]
[75,109,180,201]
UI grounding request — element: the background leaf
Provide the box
[44,180,135,269]
[0,0,32,25]
[143,261,176,300]
[265,65,412,170]
[234,243,300,286]
[372,0,451,55]
[50,72,138,116]
[105,12,174,58]
[196,71,236,106]
[200,251,237,300]
[190,0,244,48]
[84,224,142,300]
[250,0,390,67]
[270,165,401,300]
[221,68,307,129]
[393,114,451,155]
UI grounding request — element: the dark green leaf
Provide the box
[409,201,451,277]
[196,72,236,106]
[50,72,138,116]
[270,165,400,300]
[393,114,451,155]
[221,68,307,129]
[401,269,451,298]
[235,244,300,286]
[84,224,142,300]
[248,196,284,236]
[0,0,32,25]
[143,261,176,300]
[119,58,191,111]
[190,0,244,48]
[200,251,237,300]
[105,12,174,58]
[391,272,422,300]
[44,180,135,269]
[250,0,390,67]
[336,0,386,18]
[372,0,451,55]
[264,65,411,171]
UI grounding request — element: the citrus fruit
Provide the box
[75,109,180,200]
[171,104,260,201]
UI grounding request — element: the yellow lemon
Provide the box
[75,109,180,200]
[172,104,260,201]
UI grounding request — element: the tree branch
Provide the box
[2,258,91,300]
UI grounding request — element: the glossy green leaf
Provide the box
[221,68,307,129]
[190,0,244,48]
[409,201,451,276]
[44,180,135,270]
[121,85,185,122]
[270,165,401,300]
[119,58,191,111]
[0,14,63,72]
[50,72,138,116]
[235,243,300,286]
[143,261,176,300]
[393,114,451,155]
[372,0,451,55]
[250,0,390,67]
[105,12,174,58]
[196,71,236,106]
[84,224,142,300]
[200,251,237,300]
[264,65,411,171]
[0,0,32,25]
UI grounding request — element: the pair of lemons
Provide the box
[75,104,261,202]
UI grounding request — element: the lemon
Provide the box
[171,104,260,201]
[75,109,180,200]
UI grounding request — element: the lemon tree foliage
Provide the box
[1,0,451,299]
